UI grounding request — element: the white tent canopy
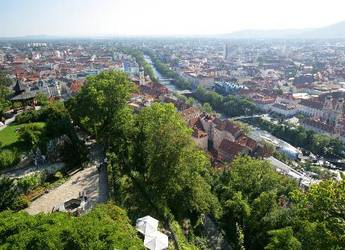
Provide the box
[144,231,169,250]
[136,215,159,236]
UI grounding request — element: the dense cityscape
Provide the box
[1,1,345,249]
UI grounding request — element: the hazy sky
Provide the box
[0,0,345,37]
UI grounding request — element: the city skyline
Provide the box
[1,0,345,37]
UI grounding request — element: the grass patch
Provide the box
[0,122,46,171]
[0,122,46,149]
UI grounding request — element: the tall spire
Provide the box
[13,77,26,95]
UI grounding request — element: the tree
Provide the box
[18,124,44,148]
[0,149,20,170]
[202,102,213,113]
[265,227,301,250]
[0,71,12,119]
[134,103,220,219]
[0,203,144,249]
[186,97,195,106]
[291,180,345,249]
[35,92,49,106]
[215,156,298,249]
[0,177,20,211]
[66,71,135,150]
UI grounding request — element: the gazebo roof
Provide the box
[11,90,36,101]
[13,79,27,94]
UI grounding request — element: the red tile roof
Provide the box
[218,139,248,160]
[216,120,241,136]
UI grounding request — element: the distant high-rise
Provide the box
[224,43,236,61]
[224,43,230,60]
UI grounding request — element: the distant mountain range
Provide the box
[1,20,345,40]
[220,20,345,39]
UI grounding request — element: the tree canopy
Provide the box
[133,103,220,220]
[0,71,13,119]
[0,203,144,250]
[66,70,135,150]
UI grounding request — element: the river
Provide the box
[144,55,301,156]
[144,55,180,91]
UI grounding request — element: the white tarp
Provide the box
[136,215,159,236]
[144,231,169,250]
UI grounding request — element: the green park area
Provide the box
[0,122,46,171]
[0,122,45,148]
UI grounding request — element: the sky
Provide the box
[0,0,345,37]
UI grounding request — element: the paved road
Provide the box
[25,142,108,214]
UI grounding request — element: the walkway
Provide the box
[2,163,65,179]
[0,116,16,131]
[25,142,108,214]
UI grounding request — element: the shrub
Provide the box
[0,177,20,212]
[15,109,41,124]
[0,149,20,170]
[11,195,29,211]
[18,124,44,148]
[54,171,63,179]
[16,173,44,194]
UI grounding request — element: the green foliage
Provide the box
[0,71,12,118]
[194,86,259,117]
[67,70,135,150]
[0,122,45,148]
[64,70,345,249]
[117,47,158,83]
[246,117,345,159]
[15,109,42,124]
[14,102,87,168]
[0,203,144,249]
[18,123,44,148]
[231,120,251,135]
[35,92,49,106]
[10,195,29,211]
[0,122,46,170]
[54,171,63,179]
[236,223,246,250]
[187,97,195,106]
[265,227,301,250]
[214,156,345,249]
[291,180,345,249]
[145,49,193,89]
[16,173,44,194]
[170,220,199,250]
[215,156,298,249]
[0,177,21,212]
[0,149,20,170]
[201,102,213,113]
[133,103,220,220]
